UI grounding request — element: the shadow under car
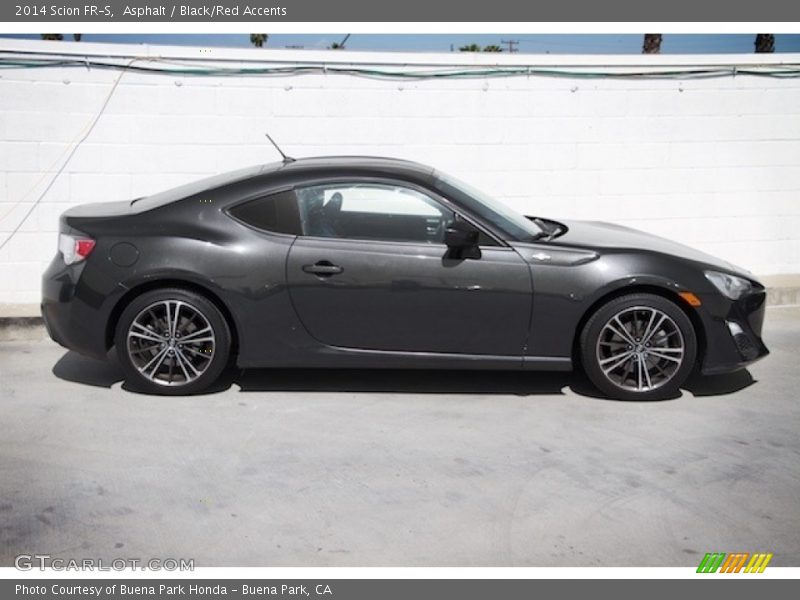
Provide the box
[51,350,756,401]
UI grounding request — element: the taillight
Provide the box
[59,233,96,265]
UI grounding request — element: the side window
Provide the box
[228,190,302,235]
[296,182,459,244]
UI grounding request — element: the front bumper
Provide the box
[699,287,769,375]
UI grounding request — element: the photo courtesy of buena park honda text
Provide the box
[0,0,798,598]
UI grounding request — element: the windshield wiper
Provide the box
[531,217,562,242]
[543,223,565,242]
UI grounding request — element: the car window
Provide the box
[433,171,543,242]
[132,163,277,210]
[228,190,302,235]
[295,182,495,245]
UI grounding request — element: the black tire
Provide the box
[580,293,697,400]
[114,288,231,395]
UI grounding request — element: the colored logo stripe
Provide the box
[697,552,773,573]
[697,553,726,573]
[744,553,773,573]
[720,553,749,573]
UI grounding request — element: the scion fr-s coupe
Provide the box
[42,157,768,399]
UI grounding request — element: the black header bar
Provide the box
[3,0,800,23]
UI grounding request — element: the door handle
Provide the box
[302,261,343,276]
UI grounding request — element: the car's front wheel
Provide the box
[580,293,697,400]
[115,288,231,395]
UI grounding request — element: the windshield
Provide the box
[433,172,543,242]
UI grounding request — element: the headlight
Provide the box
[704,270,752,300]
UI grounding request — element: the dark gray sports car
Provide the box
[42,156,768,399]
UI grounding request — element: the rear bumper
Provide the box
[41,256,116,360]
[699,287,769,375]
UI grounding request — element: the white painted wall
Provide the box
[1,39,799,304]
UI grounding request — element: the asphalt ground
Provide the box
[1,307,798,567]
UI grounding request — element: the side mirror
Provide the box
[445,218,481,259]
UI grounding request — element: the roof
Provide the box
[246,155,437,186]
[132,156,437,211]
[277,155,434,176]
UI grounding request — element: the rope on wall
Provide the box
[0,58,136,251]
[1,55,799,79]
[1,51,798,249]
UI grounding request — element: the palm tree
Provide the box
[459,43,482,52]
[249,34,268,48]
[755,34,775,53]
[329,34,350,50]
[482,45,503,52]
[642,34,662,54]
[41,34,64,41]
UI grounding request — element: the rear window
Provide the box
[228,190,302,235]
[131,163,277,211]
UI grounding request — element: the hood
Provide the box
[551,219,747,275]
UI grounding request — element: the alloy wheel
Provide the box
[126,300,216,386]
[595,306,685,393]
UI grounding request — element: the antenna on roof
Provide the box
[265,133,295,163]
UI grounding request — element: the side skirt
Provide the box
[237,344,572,371]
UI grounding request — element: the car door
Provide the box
[285,179,533,356]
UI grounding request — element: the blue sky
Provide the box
[2,33,800,53]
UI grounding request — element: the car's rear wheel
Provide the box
[115,288,231,395]
[580,293,697,400]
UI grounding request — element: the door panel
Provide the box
[286,238,532,355]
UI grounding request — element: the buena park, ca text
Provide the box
[16,584,334,597]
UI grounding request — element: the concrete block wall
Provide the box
[1,39,799,304]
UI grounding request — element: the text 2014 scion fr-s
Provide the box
[42,156,768,399]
